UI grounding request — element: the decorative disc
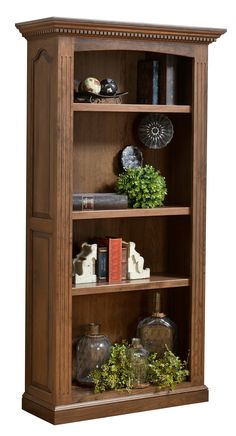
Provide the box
[138,114,174,149]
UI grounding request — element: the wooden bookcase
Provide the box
[16,17,225,425]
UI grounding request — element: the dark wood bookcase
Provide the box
[16,17,225,425]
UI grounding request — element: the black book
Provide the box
[73,193,128,211]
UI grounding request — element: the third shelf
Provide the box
[72,274,190,296]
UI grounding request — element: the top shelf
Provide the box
[72,103,192,113]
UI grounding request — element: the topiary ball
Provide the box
[116,164,167,208]
[100,78,118,95]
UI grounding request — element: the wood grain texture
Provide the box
[31,231,52,393]
[32,49,53,219]
[16,17,226,43]
[72,207,191,220]
[72,274,190,296]
[53,37,73,404]
[25,38,56,405]
[22,385,208,424]
[73,112,191,202]
[72,103,191,113]
[190,47,208,385]
[16,17,224,424]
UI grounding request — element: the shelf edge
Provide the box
[72,103,192,113]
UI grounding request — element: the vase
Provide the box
[76,323,111,386]
[128,338,149,388]
[137,292,177,357]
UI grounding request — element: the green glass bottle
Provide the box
[137,292,177,357]
[128,338,149,388]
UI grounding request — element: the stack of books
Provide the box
[95,237,128,282]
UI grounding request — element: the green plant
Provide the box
[147,347,189,390]
[91,343,189,393]
[91,343,134,393]
[116,164,167,208]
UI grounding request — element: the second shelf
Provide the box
[72,206,191,220]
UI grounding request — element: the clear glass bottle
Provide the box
[128,338,149,388]
[137,292,177,357]
[76,323,111,386]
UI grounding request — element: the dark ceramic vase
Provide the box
[76,323,111,386]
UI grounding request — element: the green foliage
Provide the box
[116,164,167,208]
[91,344,134,393]
[147,348,189,390]
[91,343,189,393]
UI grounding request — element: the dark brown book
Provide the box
[122,245,128,280]
[96,247,108,281]
[159,55,178,104]
[73,193,128,211]
[137,59,159,104]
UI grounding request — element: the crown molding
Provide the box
[15,17,226,44]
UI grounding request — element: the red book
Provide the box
[108,238,122,282]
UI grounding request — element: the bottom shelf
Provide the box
[71,382,189,404]
[22,384,208,424]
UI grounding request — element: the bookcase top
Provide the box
[15,17,226,44]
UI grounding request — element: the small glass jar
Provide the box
[76,323,111,386]
[128,338,149,388]
[137,292,177,357]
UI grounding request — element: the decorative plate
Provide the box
[138,114,174,149]
[121,145,143,170]
[75,91,128,103]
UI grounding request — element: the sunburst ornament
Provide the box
[138,114,174,149]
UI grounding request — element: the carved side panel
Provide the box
[191,52,208,385]
[25,40,57,404]
[31,231,52,392]
[32,49,53,219]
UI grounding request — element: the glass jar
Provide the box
[137,292,177,357]
[128,338,149,388]
[76,323,111,386]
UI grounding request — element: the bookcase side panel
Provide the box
[24,36,73,406]
[25,38,58,404]
[191,45,208,386]
[53,36,74,405]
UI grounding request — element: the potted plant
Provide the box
[116,164,167,208]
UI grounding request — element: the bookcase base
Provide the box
[22,385,209,425]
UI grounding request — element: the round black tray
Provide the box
[75,91,128,103]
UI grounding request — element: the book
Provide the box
[96,247,108,281]
[137,59,160,104]
[122,244,128,280]
[108,238,122,282]
[95,237,122,282]
[159,55,177,105]
[73,193,128,211]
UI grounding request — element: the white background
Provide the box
[1,0,235,434]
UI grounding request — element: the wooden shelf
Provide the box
[72,274,190,296]
[72,206,191,220]
[71,381,192,404]
[72,103,192,113]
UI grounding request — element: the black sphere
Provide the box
[100,78,118,95]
